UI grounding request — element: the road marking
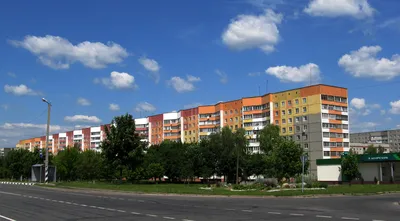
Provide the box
[225,208,235,211]
[97,207,105,210]
[117,210,126,213]
[80,204,87,207]
[107,208,116,211]
[138,200,145,202]
[316,215,332,218]
[163,217,175,220]
[242,210,252,212]
[65,202,71,204]
[268,212,281,215]
[182,219,194,221]
[146,214,158,217]
[131,212,141,215]
[341,217,359,220]
[372,220,385,221]
[0,214,16,221]
[290,213,304,216]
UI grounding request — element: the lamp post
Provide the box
[42,98,52,184]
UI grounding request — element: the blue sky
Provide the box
[1,0,400,146]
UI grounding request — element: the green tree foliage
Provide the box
[53,146,80,181]
[364,145,377,154]
[341,150,360,185]
[258,124,282,154]
[101,113,144,179]
[146,163,164,182]
[76,150,103,181]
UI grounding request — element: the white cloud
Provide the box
[138,57,161,83]
[184,103,202,109]
[350,98,366,109]
[304,0,375,19]
[168,75,201,93]
[64,115,102,123]
[352,121,379,130]
[389,100,400,114]
[94,71,137,89]
[215,69,228,84]
[109,103,120,111]
[7,72,16,78]
[77,97,91,106]
[1,104,9,111]
[4,84,40,96]
[135,102,156,113]
[338,46,400,80]
[186,75,201,82]
[10,35,128,69]
[265,63,321,83]
[0,122,67,146]
[380,109,386,115]
[221,9,282,53]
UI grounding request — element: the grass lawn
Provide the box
[50,182,400,197]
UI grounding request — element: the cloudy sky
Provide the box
[1,0,400,146]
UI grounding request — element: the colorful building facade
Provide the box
[17,84,349,174]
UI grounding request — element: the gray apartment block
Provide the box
[0,147,13,157]
[350,129,400,152]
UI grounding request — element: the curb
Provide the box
[0,181,35,186]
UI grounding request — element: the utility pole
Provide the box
[236,147,239,185]
[42,98,52,184]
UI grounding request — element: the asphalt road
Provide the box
[0,183,399,221]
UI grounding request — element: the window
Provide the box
[230,118,233,122]
[225,111,227,115]
[282,119,286,124]
[303,134,308,140]
[296,108,299,114]
[282,110,286,115]
[282,128,286,133]
[288,100,292,106]
[275,120,279,125]
[230,110,233,114]
[275,111,279,116]
[296,126,300,132]
[281,101,285,107]
[303,107,307,113]
[303,98,307,103]
[288,109,292,115]
[295,117,300,122]
[289,127,293,132]
[274,103,279,108]
[322,113,328,119]
[303,116,308,121]
[288,118,292,123]
[304,143,309,149]
[235,117,238,122]
[295,99,299,104]
[225,119,227,123]
[324,151,330,156]
[296,135,301,140]
[323,132,329,138]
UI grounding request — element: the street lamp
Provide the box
[42,98,52,184]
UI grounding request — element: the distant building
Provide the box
[0,147,13,157]
[350,143,390,155]
[350,129,400,152]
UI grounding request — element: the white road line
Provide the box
[58,201,64,203]
[131,212,141,215]
[163,217,175,220]
[290,213,304,216]
[107,208,116,211]
[98,207,106,210]
[182,219,195,221]
[316,215,332,218]
[80,204,87,207]
[65,202,71,204]
[268,212,281,215]
[0,214,16,221]
[242,210,252,212]
[341,217,359,220]
[372,220,385,221]
[89,206,96,208]
[117,210,126,213]
[146,214,158,217]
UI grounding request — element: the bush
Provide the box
[254,178,278,188]
[311,181,328,188]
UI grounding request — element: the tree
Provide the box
[53,146,80,181]
[267,140,307,182]
[76,150,103,181]
[5,149,36,180]
[146,163,164,183]
[364,145,377,154]
[377,145,385,154]
[101,113,144,179]
[258,124,282,154]
[234,128,248,184]
[341,150,360,185]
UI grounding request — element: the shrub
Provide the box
[311,181,328,188]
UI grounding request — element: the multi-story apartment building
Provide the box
[17,84,349,175]
[0,147,13,157]
[350,129,400,152]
